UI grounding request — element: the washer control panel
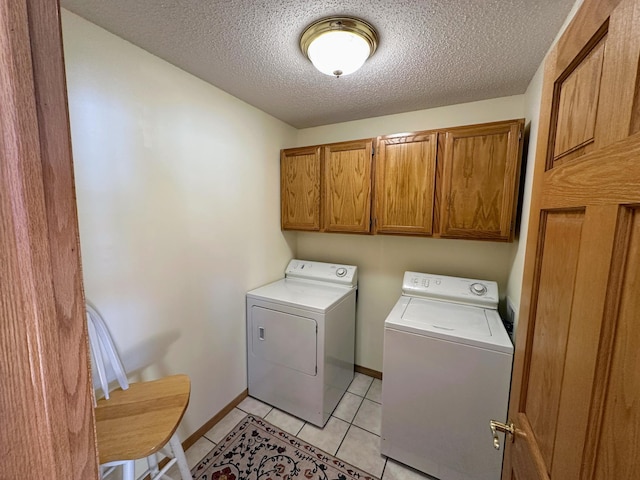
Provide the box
[286,259,357,287]
[402,271,498,309]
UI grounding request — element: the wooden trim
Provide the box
[507,121,526,242]
[321,138,374,152]
[556,0,621,76]
[29,2,97,473]
[432,132,445,236]
[145,389,249,480]
[594,0,640,146]
[541,132,640,209]
[0,0,97,478]
[355,364,382,380]
[182,389,249,451]
[580,206,634,478]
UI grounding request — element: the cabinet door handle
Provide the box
[258,327,265,340]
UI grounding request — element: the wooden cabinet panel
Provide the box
[280,146,321,231]
[374,132,437,235]
[440,120,523,241]
[323,140,373,233]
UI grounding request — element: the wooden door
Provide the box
[374,132,438,235]
[280,146,321,231]
[1,0,98,478]
[504,0,640,479]
[439,120,523,241]
[323,139,373,233]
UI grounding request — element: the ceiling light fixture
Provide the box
[300,16,378,78]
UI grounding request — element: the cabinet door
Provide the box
[439,120,523,241]
[281,146,321,231]
[374,132,438,235]
[322,140,373,233]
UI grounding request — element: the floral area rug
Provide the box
[192,414,379,480]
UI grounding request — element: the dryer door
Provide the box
[250,306,317,375]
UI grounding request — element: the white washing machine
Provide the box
[381,272,513,480]
[246,259,357,427]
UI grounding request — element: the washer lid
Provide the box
[246,278,354,312]
[386,297,513,354]
[403,299,492,337]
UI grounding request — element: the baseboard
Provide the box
[144,388,248,479]
[184,369,378,451]
[355,364,382,380]
[182,388,248,450]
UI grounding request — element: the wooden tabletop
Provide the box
[94,374,190,464]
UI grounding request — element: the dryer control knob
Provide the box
[336,267,347,277]
[470,283,487,296]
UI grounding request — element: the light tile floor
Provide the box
[169,373,436,480]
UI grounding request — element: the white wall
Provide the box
[296,95,525,146]
[504,65,544,335]
[62,10,297,440]
[62,0,583,439]
[294,96,525,371]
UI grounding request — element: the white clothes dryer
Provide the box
[381,271,513,480]
[246,259,357,427]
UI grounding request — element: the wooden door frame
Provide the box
[0,0,98,478]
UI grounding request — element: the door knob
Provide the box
[489,420,515,450]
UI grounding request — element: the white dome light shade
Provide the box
[307,30,371,77]
[300,17,378,78]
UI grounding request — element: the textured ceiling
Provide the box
[61,0,576,128]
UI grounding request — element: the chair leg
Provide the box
[169,433,191,480]
[122,461,135,480]
[147,453,160,477]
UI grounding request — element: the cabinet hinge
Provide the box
[371,147,375,156]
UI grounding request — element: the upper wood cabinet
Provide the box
[439,120,524,241]
[374,132,438,235]
[280,118,524,241]
[280,146,321,231]
[323,140,373,233]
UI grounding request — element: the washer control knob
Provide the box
[470,283,487,296]
[336,267,347,277]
